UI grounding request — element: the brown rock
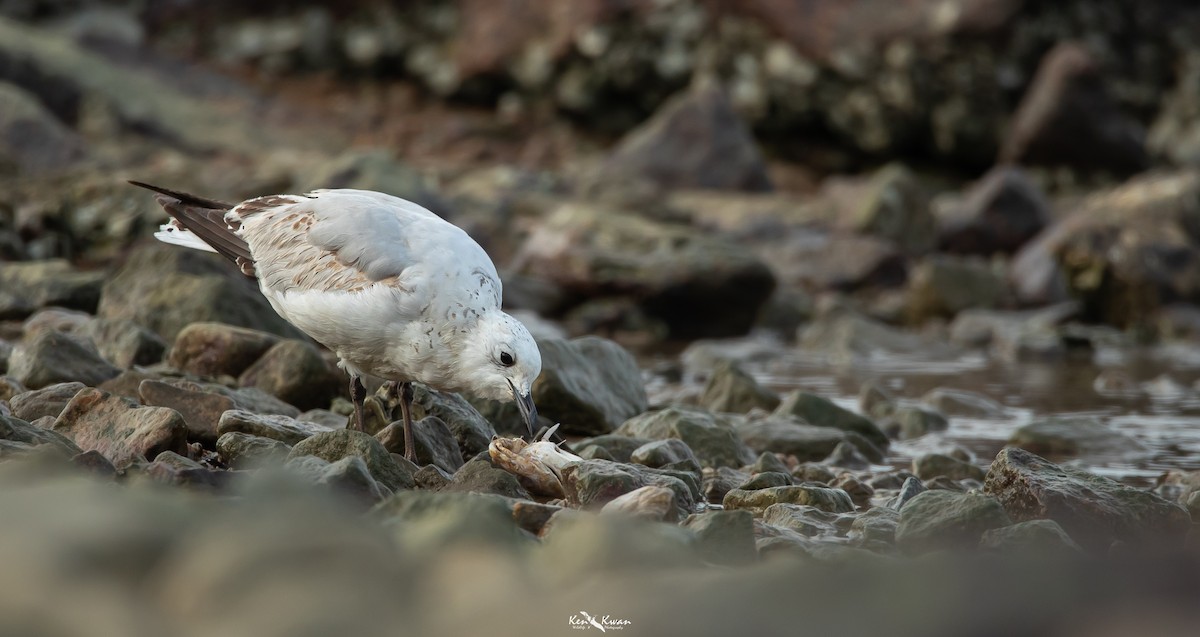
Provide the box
[168,322,280,378]
[138,379,235,443]
[237,340,342,411]
[937,166,1050,255]
[52,387,187,466]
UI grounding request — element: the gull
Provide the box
[129,181,542,462]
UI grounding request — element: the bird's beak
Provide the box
[510,381,538,440]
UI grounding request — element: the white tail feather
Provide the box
[154,222,217,253]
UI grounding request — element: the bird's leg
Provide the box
[349,376,367,432]
[398,381,417,464]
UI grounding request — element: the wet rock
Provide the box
[895,490,1012,552]
[888,476,928,510]
[749,451,789,475]
[937,166,1050,255]
[287,429,415,493]
[913,453,985,482]
[216,405,333,446]
[773,391,888,450]
[572,434,651,463]
[410,384,496,457]
[600,485,678,522]
[986,448,1191,550]
[1009,417,1145,458]
[858,381,896,420]
[560,459,643,509]
[889,406,950,440]
[8,381,84,421]
[533,337,647,436]
[594,83,772,192]
[238,340,342,411]
[616,406,754,469]
[703,466,750,504]
[99,244,304,342]
[517,204,776,339]
[723,485,855,515]
[78,318,167,369]
[215,431,290,469]
[168,322,281,378]
[682,509,758,566]
[980,519,1083,553]
[921,388,1006,418]
[905,255,1008,322]
[737,415,879,463]
[0,81,84,175]
[762,503,842,537]
[792,462,837,484]
[8,330,119,389]
[0,413,79,455]
[0,259,103,319]
[699,359,780,414]
[799,311,960,362]
[444,456,530,500]
[823,441,871,470]
[849,506,900,546]
[51,387,187,466]
[830,474,874,508]
[739,471,794,491]
[629,439,701,474]
[1000,42,1147,175]
[375,416,463,474]
[842,164,935,254]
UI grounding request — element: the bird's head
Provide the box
[460,311,542,438]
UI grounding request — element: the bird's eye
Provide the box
[499,351,515,367]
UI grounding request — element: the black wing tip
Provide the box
[128,180,232,210]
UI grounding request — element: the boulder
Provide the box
[287,429,415,493]
[51,387,187,466]
[78,318,167,368]
[895,490,1012,552]
[375,416,464,474]
[8,330,119,389]
[699,360,780,414]
[8,381,85,421]
[616,406,755,469]
[238,340,343,411]
[0,260,103,320]
[168,322,281,378]
[1008,417,1145,458]
[773,391,888,450]
[533,337,647,436]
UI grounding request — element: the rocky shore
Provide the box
[3,1,1200,635]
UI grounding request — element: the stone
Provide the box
[905,255,1008,323]
[0,81,84,175]
[749,451,790,475]
[98,244,304,342]
[137,379,235,443]
[979,519,1083,553]
[412,464,454,491]
[699,359,780,414]
[408,384,496,457]
[723,485,855,515]
[849,506,900,546]
[595,83,772,192]
[616,406,755,468]
[682,509,757,566]
[765,232,907,293]
[999,42,1147,176]
[921,388,1006,418]
[8,330,119,389]
[298,409,347,429]
[937,166,1050,255]
[51,387,187,466]
[793,463,837,485]
[984,447,1191,551]
[443,456,530,500]
[737,415,882,463]
[858,381,896,420]
[168,322,281,378]
[762,503,842,537]
[0,376,24,402]
[530,337,647,436]
[1008,417,1145,458]
[888,477,927,510]
[823,441,871,470]
[629,439,701,474]
[773,391,888,450]
[215,430,290,468]
[889,406,950,440]
[600,485,678,522]
[517,204,776,339]
[8,381,84,421]
[895,490,1012,552]
[318,456,390,505]
[799,311,960,363]
[145,452,233,491]
[304,149,449,218]
[738,471,794,491]
[0,259,103,319]
[237,340,342,411]
[912,453,985,482]
[844,163,935,254]
[0,413,80,456]
[560,459,644,509]
[703,466,750,504]
[77,318,167,369]
[287,429,415,492]
[96,370,155,400]
[375,416,463,474]
[572,434,652,463]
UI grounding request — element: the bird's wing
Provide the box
[234,189,501,303]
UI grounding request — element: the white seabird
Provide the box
[130,181,542,461]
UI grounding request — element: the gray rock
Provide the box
[1009,417,1145,458]
[921,387,1006,418]
[937,166,1050,255]
[238,340,342,411]
[890,406,950,440]
[168,321,281,378]
[600,485,678,522]
[905,255,1008,323]
[830,474,875,508]
[375,416,463,473]
[443,456,529,500]
[51,387,187,466]
[215,431,290,469]
[533,336,647,436]
[858,381,896,420]
[370,490,532,553]
[138,379,236,443]
[572,434,652,463]
[703,466,750,504]
[298,409,347,429]
[739,471,794,490]
[912,453,985,482]
[77,318,166,369]
[8,330,119,389]
[560,459,644,509]
[0,260,103,320]
[287,429,415,492]
[319,456,390,505]
[849,506,900,546]
[845,163,935,254]
[408,384,496,457]
[762,503,842,537]
[629,438,701,474]
[799,311,960,363]
[979,519,1083,553]
[737,415,883,463]
[0,413,80,455]
[699,359,780,414]
[0,81,84,175]
[749,451,790,475]
[0,376,24,401]
[823,441,871,470]
[99,244,304,342]
[888,476,927,510]
[145,451,233,491]
[595,83,772,192]
[896,490,1012,552]
[8,381,84,421]
[792,463,836,484]
[413,464,454,491]
[617,406,755,468]
[723,485,855,515]
[984,447,1191,551]
[21,307,92,339]
[773,391,888,450]
[682,509,758,566]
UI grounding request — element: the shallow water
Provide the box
[648,336,1200,487]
